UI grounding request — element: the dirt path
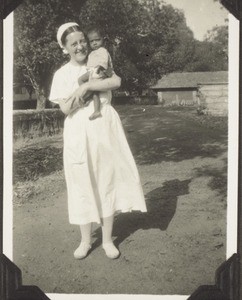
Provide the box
[13,106,227,296]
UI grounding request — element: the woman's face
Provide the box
[64,31,88,65]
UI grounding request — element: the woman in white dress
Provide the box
[49,22,147,259]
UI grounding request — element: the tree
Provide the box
[132,3,196,87]
[185,24,228,72]
[14,68,34,100]
[146,4,195,73]
[14,44,34,99]
[205,24,228,60]
[14,0,85,109]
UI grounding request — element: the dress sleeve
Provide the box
[49,68,68,103]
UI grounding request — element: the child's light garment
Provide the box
[87,47,113,77]
[49,62,147,225]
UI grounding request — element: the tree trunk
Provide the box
[36,88,47,110]
[25,70,47,110]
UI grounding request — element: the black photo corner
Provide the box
[0,0,241,299]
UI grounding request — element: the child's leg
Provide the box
[101,215,120,259]
[74,223,92,259]
[89,92,102,120]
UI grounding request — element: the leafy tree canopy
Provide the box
[185,24,228,72]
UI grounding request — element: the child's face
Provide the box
[88,31,104,50]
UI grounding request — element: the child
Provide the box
[78,27,113,120]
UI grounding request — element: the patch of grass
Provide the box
[13,146,63,183]
[190,114,228,131]
[167,109,228,131]
[13,181,41,205]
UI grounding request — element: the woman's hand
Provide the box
[58,90,85,115]
[74,82,93,103]
[88,72,121,92]
[66,89,85,107]
[66,83,93,105]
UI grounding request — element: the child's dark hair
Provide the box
[86,26,105,38]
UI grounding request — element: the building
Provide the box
[150,71,228,115]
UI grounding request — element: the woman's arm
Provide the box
[57,97,84,115]
[58,98,76,115]
[87,72,121,92]
[58,72,121,115]
[71,72,121,103]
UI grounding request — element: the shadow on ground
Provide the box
[91,178,191,250]
[121,107,228,165]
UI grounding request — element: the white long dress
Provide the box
[49,62,147,225]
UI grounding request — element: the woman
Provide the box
[49,22,147,260]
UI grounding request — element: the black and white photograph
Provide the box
[2,0,241,299]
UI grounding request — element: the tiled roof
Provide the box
[151,71,228,89]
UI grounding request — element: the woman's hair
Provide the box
[61,25,82,46]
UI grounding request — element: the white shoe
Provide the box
[74,242,91,259]
[102,242,120,259]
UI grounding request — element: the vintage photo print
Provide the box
[2,0,240,299]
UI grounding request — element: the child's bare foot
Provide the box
[89,111,102,120]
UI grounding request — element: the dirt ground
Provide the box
[12,105,227,296]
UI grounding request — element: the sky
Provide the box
[161,0,228,41]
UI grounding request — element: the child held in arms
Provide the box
[78,27,113,120]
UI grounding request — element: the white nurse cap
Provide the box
[57,22,79,48]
